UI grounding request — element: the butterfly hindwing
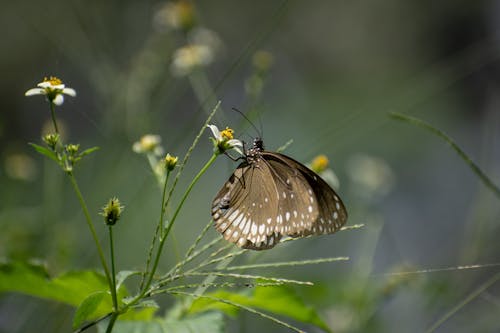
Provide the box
[263,154,320,236]
[269,152,348,236]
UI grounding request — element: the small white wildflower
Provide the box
[132,134,164,156]
[346,153,395,200]
[171,44,214,76]
[207,124,243,155]
[25,76,76,106]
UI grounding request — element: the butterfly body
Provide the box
[212,138,347,250]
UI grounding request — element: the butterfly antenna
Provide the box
[231,107,262,138]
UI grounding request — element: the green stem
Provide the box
[141,153,218,296]
[105,313,118,333]
[49,102,59,134]
[140,169,171,291]
[68,173,112,290]
[108,226,118,311]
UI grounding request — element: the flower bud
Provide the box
[101,197,124,226]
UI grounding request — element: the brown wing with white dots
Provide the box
[263,156,321,237]
[267,152,348,236]
[211,159,283,250]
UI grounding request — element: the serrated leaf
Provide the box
[73,291,108,329]
[29,143,59,162]
[189,285,331,332]
[97,311,225,333]
[80,146,100,157]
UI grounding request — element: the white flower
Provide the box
[171,44,214,76]
[346,153,395,200]
[207,124,243,155]
[153,0,196,32]
[132,134,164,155]
[25,76,76,106]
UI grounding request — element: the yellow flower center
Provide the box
[43,76,63,86]
[311,154,329,173]
[220,127,234,141]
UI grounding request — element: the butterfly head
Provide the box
[245,137,265,162]
[252,137,264,150]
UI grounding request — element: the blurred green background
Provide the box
[1,0,500,332]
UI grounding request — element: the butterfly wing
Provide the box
[212,159,283,250]
[262,154,321,237]
[264,152,348,237]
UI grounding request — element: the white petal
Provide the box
[25,88,45,96]
[38,82,51,88]
[207,124,221,140]
[132,142,143,153]
[53,94,64,105]
[227,139,243,155]
[62,87,76,96]
[231,145,243,155]
[227,139,243,147]
[53,84,65,89]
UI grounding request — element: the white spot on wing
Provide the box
[251,223,258,235]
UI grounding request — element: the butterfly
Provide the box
[211,137,348,250]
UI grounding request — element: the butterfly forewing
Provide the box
[212,159,283,250]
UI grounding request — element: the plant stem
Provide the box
[68,173,112,291]
[142,153,218,293]
[105,313,118,333]
[103,226,119,333]
[140,169,171,291]
[49,102,59,134]
[108,226,118,311]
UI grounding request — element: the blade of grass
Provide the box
[181,271,313,286]
[390,112,500,199]
[425,271,500,333]
[223,257,349,271]
[152,281,285,296]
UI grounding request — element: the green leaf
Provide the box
[116,270,141,291]
[0,261,109,306]
[97,311,225,333]
[73,291,108,329]
[189,285,331,332]
[29,143,59,162]
[80,146,100,157]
